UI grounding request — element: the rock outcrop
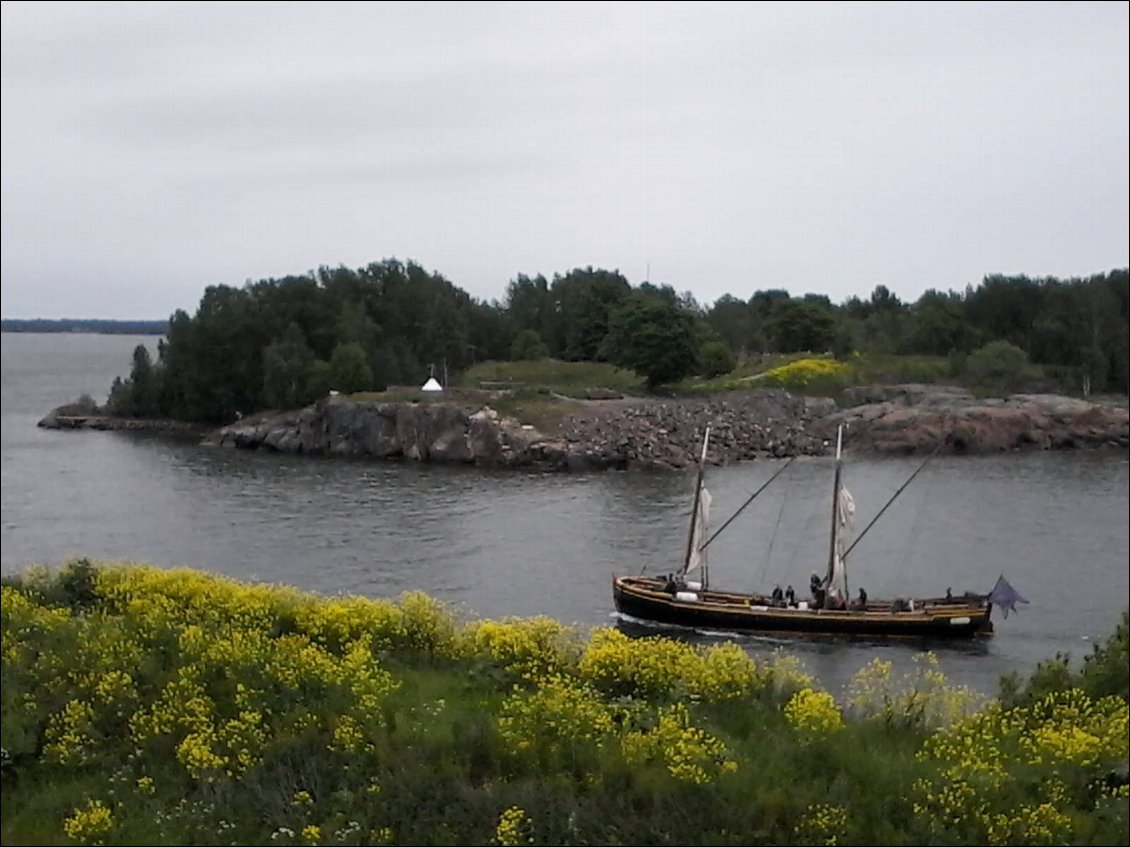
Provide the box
[42,385,1129,470]
[819,388,1129,454]
[206,395,576,468]
[37,411,207,437]
[205,390,834,471]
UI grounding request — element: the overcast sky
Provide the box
[2,1,1127,320]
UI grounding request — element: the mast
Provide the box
[824,424,844,590]
[681,426,711,578]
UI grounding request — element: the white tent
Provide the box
[421,377,443,392]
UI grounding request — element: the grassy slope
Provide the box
[339,354,1020,437]
[2,561,1127,846]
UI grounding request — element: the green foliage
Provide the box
[698,340,735,378]
[304,359,333,401]
[486,390,581,433]
[508,329,550,361]
[602,295,700,388]
[326,342,374,394]
[461,359,644,396]
[262,323,317,410]
[765,299,837,354]
[549,267,632,361]
[758,356,852,395]
[965,340,1040,394]
[852,353,952,384]
[102,262,1128,425]
[1000,610,1129,708]
[705,294,761,357]
[2,563,1129,847]
[105,345,162,417]
[55,394,101,416]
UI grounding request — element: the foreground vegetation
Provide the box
[2,561,1127,846]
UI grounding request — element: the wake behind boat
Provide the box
[612,426,1027,640]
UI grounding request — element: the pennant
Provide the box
[988,575,1029,619]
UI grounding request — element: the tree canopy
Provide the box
[101,260,1128,422]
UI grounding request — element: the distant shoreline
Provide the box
[1,319,167,335]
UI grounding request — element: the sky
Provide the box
[1,1,1128,320]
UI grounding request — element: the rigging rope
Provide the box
[897,466,931,576]
[757,482,789,591]
[842,439,944,561]
[700,457,795,551]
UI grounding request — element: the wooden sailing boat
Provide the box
[612,425,1024,639]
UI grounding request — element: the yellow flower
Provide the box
[760,357,849,390]
[784,688,844,740]
[62,800,113,844]
[795,803,848,846]
[493,806,533,846]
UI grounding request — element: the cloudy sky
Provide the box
[2,1,1127,320]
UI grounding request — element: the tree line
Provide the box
[2,318,169,335]
[105,260,1129,423]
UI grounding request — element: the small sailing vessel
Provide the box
[612,425,1026,639]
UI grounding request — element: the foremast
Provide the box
[680,426,711,588]
[824,424,848,603]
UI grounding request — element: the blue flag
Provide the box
[988,575,1029,619]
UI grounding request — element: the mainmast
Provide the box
[824,424,844,591]
[681,426,711,579]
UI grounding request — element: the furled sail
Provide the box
[684,486,713,577]
[827,486,855,602]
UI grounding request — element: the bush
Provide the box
[759,357,851,395]
[699,341,735,378]
[509,330,550,361]
[1000,610,1129,708]
[965,341,1039,394]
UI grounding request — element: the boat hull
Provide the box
[613,576,993,639]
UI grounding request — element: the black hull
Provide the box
[613,577,993,640]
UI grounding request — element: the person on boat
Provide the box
[663,574,678,594]
[809,574,826,610]
[785,585,796,607]
[771,585,784,606]
[852,586,868,610]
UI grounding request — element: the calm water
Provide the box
[2,332,1127,696]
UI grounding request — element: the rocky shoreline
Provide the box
[39,385,1129,471]
[35,412,210,438]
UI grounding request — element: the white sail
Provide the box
[828,486,855,601]
[683,486,712,576]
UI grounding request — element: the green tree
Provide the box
[549,267,632,360]
[509,329,550,361]
[765,299,837,353]
[326,342,374,394]
[602,296,698,388]
[699,340,735,378]
[965,340,1038,393]
[106,345,162,417]
[965,274,1041,352]
[506,274,554,344]
[262,323,316,409]
[705,294,756,357]
[906,290,974,356]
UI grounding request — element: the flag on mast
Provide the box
[988,575,1029,619]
